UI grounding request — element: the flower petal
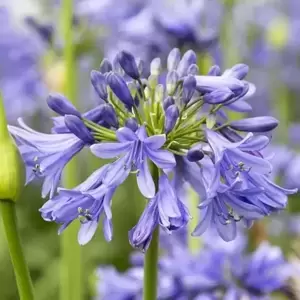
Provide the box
[144,134,166,150]
[78,221,98,245]
[90,141,132,159]
[137,158,155,198]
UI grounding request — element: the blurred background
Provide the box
[1,0,300,299]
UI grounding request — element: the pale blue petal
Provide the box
[146,148,176,169]
[116,127,138,142]
[137,158,155,198]
[90,141,132,158]
[78,221,98,245]
[144,134,166,150]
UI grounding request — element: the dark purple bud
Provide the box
[187,147,204,162]
[91,70,108,101]
[106,72,134,109]
[187,64,199,75]
[208,65,221,76]
[182,75,196,104]
[99,58,112,73]
[177,50,197,77]
[83,106,105,123]
[117,50,140,79]
[47,93,81,117]
[229,116,279,132]
[98,104,119,128]
[223,64,249,80]
[166,70,179,95]
[203,87,234,104]
[167,48,181,71]
[64,115,94,144]
[165,104,179,133]
[125,118,138,132]
[163,96,175,111]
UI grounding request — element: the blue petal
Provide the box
[145,148,176,169]
[116,127,138,142]
[137,158,155,198]
[144,134,166,150]
[78,221,98,245]
[90,141,132,159]
[192,205,213,236]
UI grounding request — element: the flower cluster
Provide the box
[96,235,292,299]
[75,0,221,65]
[8,47,297,250]
[0,7,47,121]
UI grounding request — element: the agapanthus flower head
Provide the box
[0,7,47,120]
[9,47,297,248]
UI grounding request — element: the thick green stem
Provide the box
[143,166,159,300]
[0,200,34,300]
[143,228,159,300]
[60,0,82,299]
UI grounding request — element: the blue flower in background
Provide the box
[0,7,47,121]
[96,231,293,299]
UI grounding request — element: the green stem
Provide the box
[143,228,159,300]
[143,166,159,300]
[0,200,34,300]
[61,0,82,299]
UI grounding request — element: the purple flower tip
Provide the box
[163,96,175,111]
[117,50,140,80]
[187,147,204,162]
[90,70,108,101]
[47,93,81,117]
[229,116,279,132]
[125,118,138,132]
[99,58,113,74]
[182,75,196,104]
[64,115,94,144]
[165,104,179,133]
[106,72,134,109]
[203,87,234,104]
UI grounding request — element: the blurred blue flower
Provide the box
[0,7,47,120]
[96,236,293,299]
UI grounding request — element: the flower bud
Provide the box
[222,64,249,80]
[163,96,175,111]
[117,50,140,80]
[150,58,162,76]
[177,50,197,77]
[125,118,138,132]
[64,115,94,143]
[0,136,24,202]
[99,58,112,73]
[106,72,134,109]
[208,65,221,76]
[229,116,279,132]
[187,64,199,75]
[165,104,179,133]
[154,84,164,103]
[166,70,179,95]
[47,93,81,117]
[167,48,181,71]
[91,70,108,101]
[182,75,196,104]
[203,87,234,104]
[98,104,119,128]
[187,146,204,162]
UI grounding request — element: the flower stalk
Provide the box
[61,0,82,299]
[0,201,35,300]
[143,165,159,300]
[0,93,34,300]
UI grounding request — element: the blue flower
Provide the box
[40,164,115,244]
[8,118,86,198]
[90,126,176,198]
[129,173,190,251]
[0,7,46,120]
